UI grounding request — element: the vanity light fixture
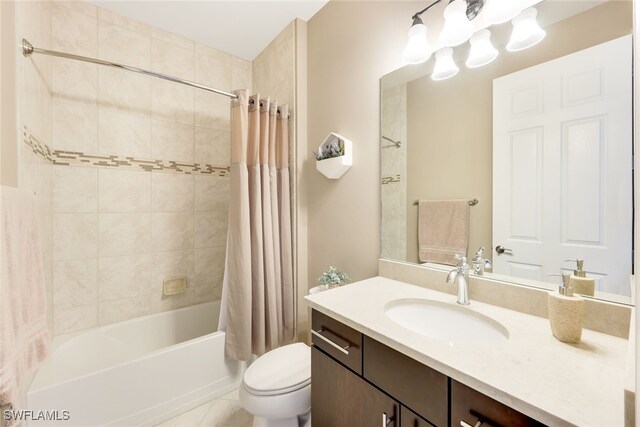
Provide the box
[466,29,498,68]
[402,1,545,76]
[432,48,459,80]
[507,7,546,52]
[482,0,523,25]
[402,16,432,64]
[439,0,475,47]
[402,0,447,64]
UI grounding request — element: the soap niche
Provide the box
[316,132,353,179]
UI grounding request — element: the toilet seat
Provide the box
[242,342,311,396]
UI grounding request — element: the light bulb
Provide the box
[466,29,499,68]
[438,0,474,47]
[507,7,546,52]
[402,19,432,64]
[483,0,523,25]
[432,48,459,81]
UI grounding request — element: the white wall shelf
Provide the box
[316,133,353,179]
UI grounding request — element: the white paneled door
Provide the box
[493,35,632,295]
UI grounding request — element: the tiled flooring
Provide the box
[155,389,253,427]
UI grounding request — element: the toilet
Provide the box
[239,342,311,427]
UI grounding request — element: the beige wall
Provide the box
[295,20,309,340]
[403,1,631,264]
[46,1,251,335]
[307,1,423,286]
[634,0,639,421]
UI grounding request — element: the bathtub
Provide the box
[26,301,245,426]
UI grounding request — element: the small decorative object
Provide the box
[316,133,353,179]
[317,266,351,289]
[314,139,345,161]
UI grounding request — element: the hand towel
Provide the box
[0,186,50,421]
[418,200,470,266]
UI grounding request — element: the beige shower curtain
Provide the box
[220,89,294,361]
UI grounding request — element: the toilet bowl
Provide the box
[239,342,311,427]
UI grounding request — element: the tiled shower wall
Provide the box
[15,0,54,332]
[253,21,295,108]
[381,84,407,261]
[48,1,252,335]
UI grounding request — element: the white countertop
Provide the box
[305,277,629,427]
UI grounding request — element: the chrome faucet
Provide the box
[446,254,471,305]
[471,246,492,276]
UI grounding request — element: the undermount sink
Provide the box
[384,299,510,346]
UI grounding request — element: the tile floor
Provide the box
[155,389,253,427]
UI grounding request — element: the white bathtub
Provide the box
[27,301,245,426]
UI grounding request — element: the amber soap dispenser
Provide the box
[548,273,584,343]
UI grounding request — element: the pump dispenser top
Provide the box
[548,272,584,343]
[557,272,574,296]
[567,259,586,277]
[565,259,595,296]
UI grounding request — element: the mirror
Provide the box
[380,0,633,304]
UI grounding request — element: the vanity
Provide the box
[305,277,629,427]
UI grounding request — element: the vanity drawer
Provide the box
[311,310,363,374]
[363,336,448,427]
[451,380,545,427]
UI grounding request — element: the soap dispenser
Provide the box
[565,259,595,296]
[548,273,584,344]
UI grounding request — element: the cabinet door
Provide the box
[364,336,448,426]
[401,406,435,427]
[312,347,399,427]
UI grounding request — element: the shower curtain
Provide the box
[219,89,294,361]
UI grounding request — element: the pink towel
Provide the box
[0,186,50,420]
[418,200,470,266]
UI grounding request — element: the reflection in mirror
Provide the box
[380,0,633,304]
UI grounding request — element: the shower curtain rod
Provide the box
[21,39,238,99]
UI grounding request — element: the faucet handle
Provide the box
[473,247,485,259]
[454,254,467,265]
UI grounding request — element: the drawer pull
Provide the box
[382,412,394,426]
[311,329,351,355]
[460,420,483,427]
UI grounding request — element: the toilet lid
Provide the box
[243,343,311,396]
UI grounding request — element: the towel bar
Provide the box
[413,198,479,206]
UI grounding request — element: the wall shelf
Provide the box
[316,133,353,179]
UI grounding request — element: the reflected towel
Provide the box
[0,186,50,420]
[418,200,470,266]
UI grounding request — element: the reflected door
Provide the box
[492,35,632,295]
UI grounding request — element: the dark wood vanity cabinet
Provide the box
[401,406,435,427]
[312,347,399,427]
[451,380,546,427]
[311,310,545,427]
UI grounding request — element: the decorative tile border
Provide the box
[381,174,401,185]
[23,127,230,177]
[23,127,53,162]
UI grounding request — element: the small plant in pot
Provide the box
[314,139,345,161]
[317,266,350,290]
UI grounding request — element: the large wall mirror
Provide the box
[380,0,633,304]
